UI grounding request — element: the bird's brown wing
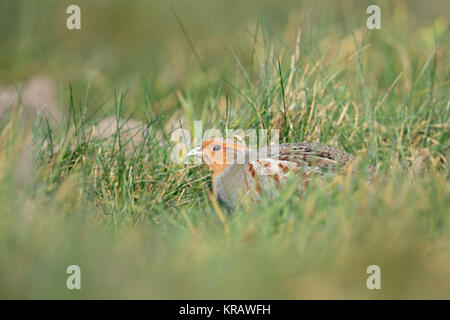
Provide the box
[255,142,355,174]
[242,142,353,195]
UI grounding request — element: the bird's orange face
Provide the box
[188,138,246,178]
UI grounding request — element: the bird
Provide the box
[186,138,368,212]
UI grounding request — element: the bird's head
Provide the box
[186,138,246,177]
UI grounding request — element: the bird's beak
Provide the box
[185,146,203,159]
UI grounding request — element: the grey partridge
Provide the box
[187,138,365,211]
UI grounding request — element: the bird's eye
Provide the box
[213,145,221,151]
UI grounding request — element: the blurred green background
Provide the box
[1,1,447,108]
[0,0,449,299]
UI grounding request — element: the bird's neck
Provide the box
[209,163,231,179]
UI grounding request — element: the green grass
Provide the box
[0,0,449,299]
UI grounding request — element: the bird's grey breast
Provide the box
[214,162,249,211]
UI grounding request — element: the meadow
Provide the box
[0,0,449,299]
